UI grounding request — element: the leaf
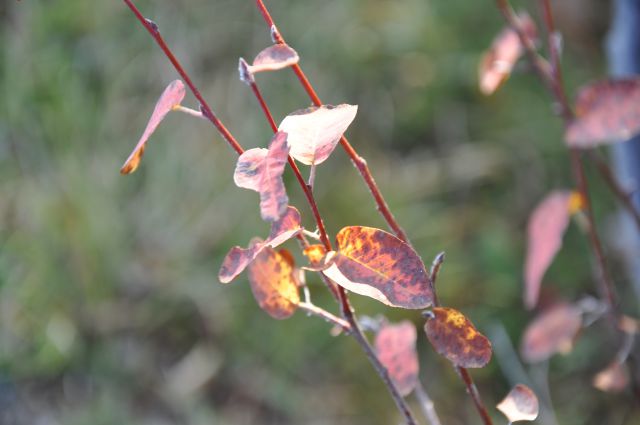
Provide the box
[496,384,539,423]
[321,226,433,309]
[593,362,629,393]
[278,105,358,165]
[218,206,302,283]
[303,244,327,265]
[479,12,537,95]
[524,191,572,309]
[248,247,300,319]
[121,80,186,174]
[520,303,582,363]
[565,78,640,147]
[374,321,419,396]
[234,131,291,222]
[424,307,492,368]
[250,44,300,74]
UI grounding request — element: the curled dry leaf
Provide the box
[321,226,433,309]
[249,44,300,74]
[593,362,629,393]
[218,206,302,283]
[520,303,582,363]
[248,247,300,319]
[234,131,291,222]
[566,78,640,147]
[278,104,358,165]
[479,12,537,95]
[121,80,186,174]
[424,307,492,368]
[374,321,419,396]
[496,384,539,423]
[524,191,572,309]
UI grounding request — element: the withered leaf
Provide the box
[121,80,186,174]
[322,226,433,309]
[249,44,300,74]
[496,384,539,423]
[524,191,572,309]
[593,362,629,393]
[248,247,300,319]
[375,321,419,396]
[218,206,302,283]
[424,307,492,368]
[278,104,358,165]
[520,303,582,363]
[566,78,640,147]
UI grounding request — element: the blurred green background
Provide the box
[1,0,638,424]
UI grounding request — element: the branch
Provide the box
[415,382,443,425]
[298,302,351,332]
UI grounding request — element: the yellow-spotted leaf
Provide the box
[375,321,419,396]
[303,244,327,266]
[322,226,433,309]
[248,247,300,319]
[520,303,582,363]
[497,384,539,423]
[424,307,492,368]
[121,80,186,174]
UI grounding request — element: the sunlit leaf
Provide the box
[121,80,186,174]
[479,12,537,95]
[321,226,433,309]
[496,384,539,423]
[250,44,300,74]
[303,244,327,265]
[520,303,582,363]
[278,105,358,165]
[565,78,640,147]
[424,307,492,368]
[524,191,572,309]
[248,247,300,319]
[593,362,629,393]
[218,206,302,283]
[374,321,419,396]
[234,131,291,222]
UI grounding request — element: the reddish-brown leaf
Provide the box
[520,303,582,363]
[321,226,433,309]
[218,206,302,283]
[479,12,537,95]
[278,105,358,165]
[249,44,300,74]
[248,247,300,319]
[424,307,492,368]
[593,362,629,393]
[234,131,290,222]
[375,321,419,396]
[566,78,640,147]
[524,191,572,309]
[496,384,539,423]
[121,80,186,174]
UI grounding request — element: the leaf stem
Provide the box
[298,302,351,331]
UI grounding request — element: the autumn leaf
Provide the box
[121,80,186,174]
[374,321,419,396]
[479,12,537,95]
[278,105,358,165]
[218,206,302,283]
[496,384,539,423]
[593,362,629,393]
[566,78,640,147]
[303,244,327,265]
[524,191,572,309]
[520,303,582,363]
[321,226,433,309]
[248,247,300,319]
[234,131,291,222]
[424,307,492,368]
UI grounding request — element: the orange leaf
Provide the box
[424,307,492,368]
[303,244,327,265]
[565,78,640,147]
[120,80,186,174]
[496,384,539,423]
[278,105,358,165]
[593,362,629,393]
[322,226,433,309]
[479,12,537,95]
[218,206,302,283]
[524,191,572,309]
[520,303,582,363]
[375,321,419,396]
[234,131,291,222]
[248,247,300,319]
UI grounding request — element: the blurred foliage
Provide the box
[0,0,638,424]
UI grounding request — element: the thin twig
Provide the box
[298,302,351,332]
[415,382,443,425]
